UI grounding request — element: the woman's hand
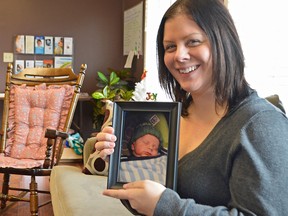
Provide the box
[103,180,166,216]
[95,126,117,161]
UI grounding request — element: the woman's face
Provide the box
[163,14,213,96]
[131,134,160,157]
[58,40,63,47]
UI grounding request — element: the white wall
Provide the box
[229,0,288,109]
[144,0,175,101]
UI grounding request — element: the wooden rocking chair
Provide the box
[0,63,86,215]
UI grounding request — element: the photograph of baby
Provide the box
[118,112,169,185]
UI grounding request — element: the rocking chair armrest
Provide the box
[0,129,3,153]
[45,129,69,139]
[43,129,69,168]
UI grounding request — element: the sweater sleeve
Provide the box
[154,110,288,215]
[154,189,231,216]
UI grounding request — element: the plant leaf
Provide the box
[108,92,116,99]
[110,72,120,86]
[97,71,108,84]
[92,91,105,100]
[110,77,120,86]
[102,85,109,98]
[110,71,117,81]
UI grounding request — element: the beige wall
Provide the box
[0,0,144,139]
[0,0,125,94]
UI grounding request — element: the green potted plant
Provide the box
[91,69,134,130]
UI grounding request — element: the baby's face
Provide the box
[131,134,160,157]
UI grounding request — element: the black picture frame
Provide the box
[107,101,181,215]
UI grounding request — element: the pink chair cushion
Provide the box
[3,83,74,161]
[0,153,45,168]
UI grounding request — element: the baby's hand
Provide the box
[95,126,117,160]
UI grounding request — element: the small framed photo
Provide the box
[25,35,35,54]
[15,35,25,54]
[107,101,181,214]
[25,60,35,68]
[34,36,45,54]
[44,36,54,55]
[54,56,73,68]
[15,60,24,74]
[63,37,73,55]
[54,37,64,55]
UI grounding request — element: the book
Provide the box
[35,60,44,68]
[15,60,25,74]
[43,59,53,68]
[34,36,45,54]
[54,56,73,68]
[54,37,64,55]
[64,37,73,55]
[44,36,53,55]
[25,35,34,54]
[25,60,35,68]
[15,35,25,53]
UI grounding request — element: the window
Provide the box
[144,0,176,101]
[229,0,288,109]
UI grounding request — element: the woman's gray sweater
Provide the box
[154,92,288,215]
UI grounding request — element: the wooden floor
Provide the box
[0,163,82,216]
[0,174,53,216]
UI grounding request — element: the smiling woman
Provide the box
[163,15,213,97]
[99,0,288,215]
[145,0,288,111]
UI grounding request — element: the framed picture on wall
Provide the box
[35,60,44,68]
[15,35,25,54]
[64,37,73,55]
[15,60,24,74]
[43,59,53,68]
[44,36,53,55]
[54,56,73,68]
[25,35,34,54]
[54,37,64,55]
[25,60,35,68]
[34,36,44,54]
